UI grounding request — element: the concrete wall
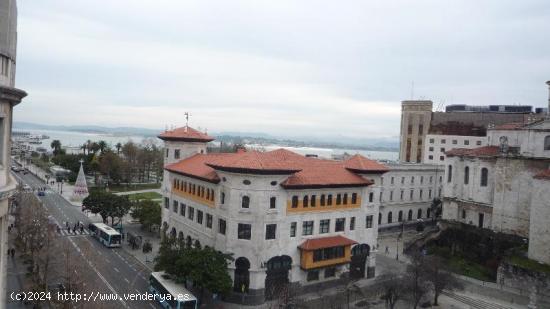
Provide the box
[528,177,550,264]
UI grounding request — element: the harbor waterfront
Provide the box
[13,129,399,161]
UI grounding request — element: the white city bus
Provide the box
[89,223,122,248]
[149,272,198,309]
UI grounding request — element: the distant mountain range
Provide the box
[13,121,399,152]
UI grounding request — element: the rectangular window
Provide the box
[366,215,373,228]
[265,224,277,240]
[343,194,348,205]
[390,191,393,201]
[476,140,482,146]
[188,207,194,220]
[401,177,405,184]
[350,217,355,230]
[391,177,395,185]
[464,140,470,145]
[174,149,180,159]
[165,148,169,158]
[441,139,446,144]
[351,193,357,204]
[452,140,457,145]
[400,190,404,200]
[429,189,432,199]
[420,176,424,184]
[429,155,433,160]
[291,196,298,208]
[290,222,297,237]
[420,189,423,199]
[368,192,373,203]
[336,194,342,205]
[270,197,276,209]
[411,176,415,184]
[379,192,382,202]
[320,219,330,234]
[197,210,203,224]
[307,271,319,282]
[327,194,333,206]
[218,219,226,235]
[311,195,316,207]
[324,267,336,278]
[440,148,445,152]
[313,246,345,262]
[429,146,434,152]
[335,218,345,232]
[320,195,326,206]
[238,223,252,240]
[302,221,314,236]
[410,190,414,200]
[173,200,178,212]
[164,197,169,209]
[429,138,434,143]
[180,203,186,217]
[206,214,213,228]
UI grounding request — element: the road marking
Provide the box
[114,267,120,273]
[124,278,130,283]
[149,304,156,309]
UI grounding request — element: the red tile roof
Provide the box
[534,169,550,180]
[165,149,386,188]
[298,235,357,251]
[344,154,389,173]
[158,126,215,142]
[446,146,500,158]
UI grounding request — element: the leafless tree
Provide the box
[406,251,430,309]
[378,271,404,309]
[424,255,463,306]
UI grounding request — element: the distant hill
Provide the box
[13,121,399,152]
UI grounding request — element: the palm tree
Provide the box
[115,142,122,155]
[97,140,108,153]
[50,140,62,156]
[81,143,87,155]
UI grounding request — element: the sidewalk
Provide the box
[7,224,30,309]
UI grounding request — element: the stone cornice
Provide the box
[0,85,27,105]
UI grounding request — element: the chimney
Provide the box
[546,80,550,117]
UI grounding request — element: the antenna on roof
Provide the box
[184,112,190,127]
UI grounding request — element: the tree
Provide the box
[379,272,404,309]
[430,198,442,221]
[99,150,125,184]
[406,251,430,309]
[131,200,161,231]
[97,140,108,153]
[155,239,233,305]
[115,142,122,155]
[51,139,62,156]
[82,191,131,226]
[425,255,463,305]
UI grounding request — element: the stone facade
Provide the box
[399,100,433,163]
[160,132,382,304]
[0,0,26,305]
[423,134,486,164]
[442,119,550,264]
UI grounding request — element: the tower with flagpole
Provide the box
[71,159,89,201]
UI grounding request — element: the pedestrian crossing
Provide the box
[57,228,93,237]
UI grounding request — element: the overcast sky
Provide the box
[13,0,550,139]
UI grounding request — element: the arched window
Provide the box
[234,257,250,293]
[427,208,431,218]
[242,195,250,208]
[291,196,298,208]
[447,165,453,183]
[378,213,382,225]
[480,168,488,187]
[398,211,403,222]
[408,209,413,221]
[387,212,393,224]
[464,166,469,185]
[303,196,309,208]
[545,136,550,150]
[221,192,225,204]
[417,208,422,219]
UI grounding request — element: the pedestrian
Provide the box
[65,221,69,229]
[385,246,389,254]
[80,225,83,234]
[11,248,15,258]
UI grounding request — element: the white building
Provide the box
[423,134,486,164]
[159,126,386,305]
[0,0,26,305]
[378,164,444,228]
[442,117,550,265]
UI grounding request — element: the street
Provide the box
[10,169,160,309]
